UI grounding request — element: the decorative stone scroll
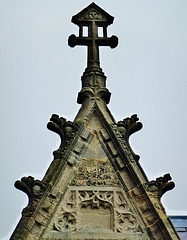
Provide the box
[14,176,47,216]
[111,114,142,162]
[47,114,79,159]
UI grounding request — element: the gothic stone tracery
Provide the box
[52,187,144,236]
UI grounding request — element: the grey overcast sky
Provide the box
[0,0,187,239]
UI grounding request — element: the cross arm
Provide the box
[68,34,91,47]
[96,35,118,49]
[68,34,118,49]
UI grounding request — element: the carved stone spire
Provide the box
[10,3,179,240]
[68,2,118,104]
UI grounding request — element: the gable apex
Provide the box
[71,2,114,25]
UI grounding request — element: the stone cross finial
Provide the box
[68,3,118,73]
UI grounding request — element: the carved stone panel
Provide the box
[70,158,120,187]
[77,190,113,231]
[53,190,76,232]
[43,186,147,239]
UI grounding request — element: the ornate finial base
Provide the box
[77,70,111,104]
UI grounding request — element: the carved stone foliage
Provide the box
[52,187,143,236]
[70,158,120,187]
[47,114,79,159]
[14,176,47,216]
[144,173,175,198]
[111,114,142,162]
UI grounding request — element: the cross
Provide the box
[68,3,118,73]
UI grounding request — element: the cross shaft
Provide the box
[68,21,118,72]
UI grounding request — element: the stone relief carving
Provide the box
[70,158,120,187]
[52,188,143,236]
[53,212,76,232]
[116,212,138,233]
[115,191,140,233]
[47,114,79,159]
[53,190,76,231]
[79,190,113,209]
[79,8,107,21]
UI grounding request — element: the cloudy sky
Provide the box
[0,0,187,239]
